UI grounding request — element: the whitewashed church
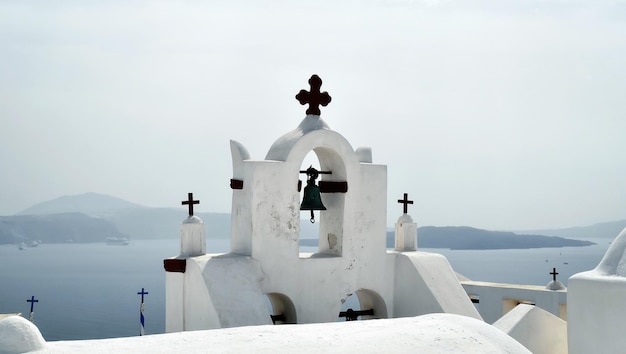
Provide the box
[3,75,626,353]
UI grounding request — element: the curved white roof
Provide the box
[594,226,626,276]
[265,115,331,161]
[34,313,530,353]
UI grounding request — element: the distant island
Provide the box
[401,226,595,250]
[299,226,595,250]
[0,192,604,249]
[0,213,122,244]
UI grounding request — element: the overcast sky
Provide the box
[1,0,625,230]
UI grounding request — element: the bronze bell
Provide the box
[300,167,326,223]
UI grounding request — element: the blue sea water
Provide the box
[0,237,613,341]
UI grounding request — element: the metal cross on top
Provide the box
[137,287,149,302]
[181,193,200,216]
[295,74,332,115]
[397,193,414,214]
[27,295,38,313]
[550,268,559,282]
[137,288,149,336]
[27,295,38,323]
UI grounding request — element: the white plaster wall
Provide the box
[180,219,205,257]
[230,141,253,255]
[168,254,271,331]
[568,227,626,354]
[461,281,566,324]
[229,187,252,255]
[292,258,354,323]
[393,252,481,319]
[182,258,221,330]
[240,123,394,324]
[393,253,439,317]
[493,304,567,354]
[568,272,626,354]
[352,163,388,261]
[198,254,270,328]
[248,161,300,261]
[171,117,484,331]
[164,271,184,333]
[395,215,417,251]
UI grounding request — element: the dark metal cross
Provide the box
[181,193,199,216]
[550,268,559,281]
[137,288,149,303]
[27,295,38,313]
[295,74,332,115]
[397,193,414,214]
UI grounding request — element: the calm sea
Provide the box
[0,237,613,341]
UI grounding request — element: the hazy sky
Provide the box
[1,0,625,230]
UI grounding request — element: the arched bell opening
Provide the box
[265,292,297,325]
[338,289,387,321]
[298,151,321,254]
[297,148,347,258]
[338,293,361,322]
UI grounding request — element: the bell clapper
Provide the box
[310,210,315,223]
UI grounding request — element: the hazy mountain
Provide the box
[4,192,605,249]
[0,213,122,244]
[519,220,626,239]
[11,193,325,241]
[13,193,231,241]
[17,192,146,217]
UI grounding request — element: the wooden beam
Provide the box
[319,181,348,193]
[163,259,186,273]
[230,179,244,190]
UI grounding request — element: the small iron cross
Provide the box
[397,193,414,214]
[137,288,149,303]
[550,268,559,282]
[27,295,38,313]
[181,193,200,216]
[295,75,332,115]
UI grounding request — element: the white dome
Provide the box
[397,213,414,224]
[183,215,203,224]
[0,315,46,354]
[545,280,566,291]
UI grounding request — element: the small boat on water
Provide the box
[18,243,25,250]
[106,237,130,245]
[26,240,39,247]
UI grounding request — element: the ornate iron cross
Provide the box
[295,74,332,115]
[397,193,414,214]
